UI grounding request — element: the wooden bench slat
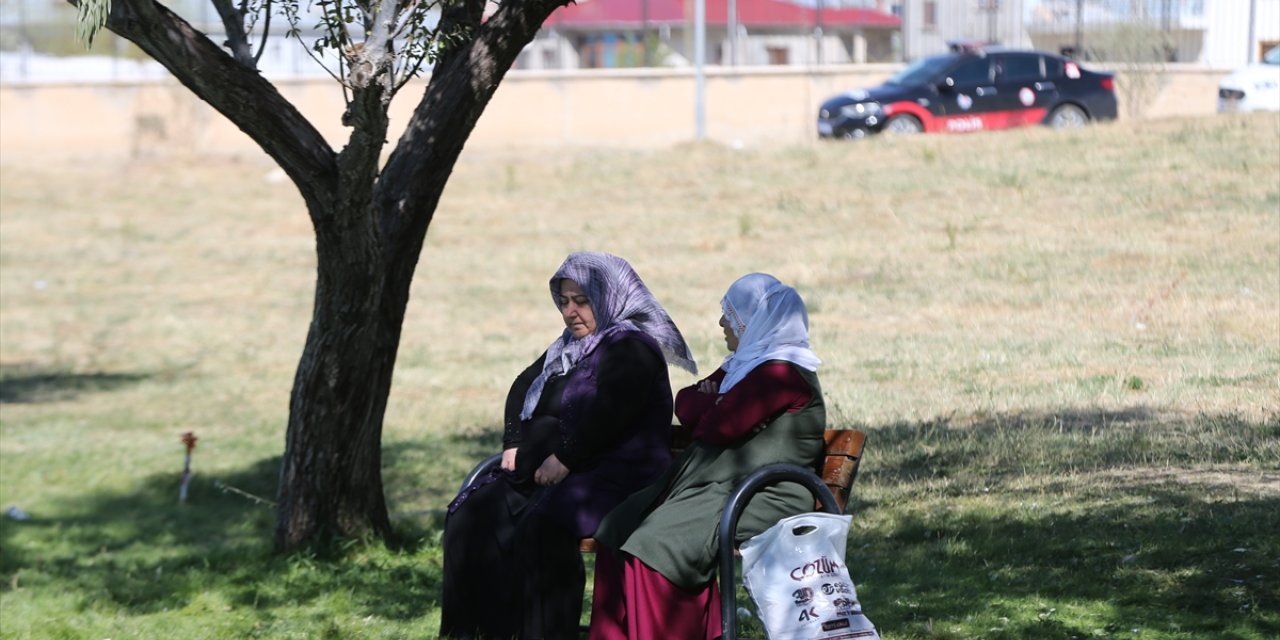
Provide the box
[822,455,860,485]
[823,428,866,452]
[819,429,866,513]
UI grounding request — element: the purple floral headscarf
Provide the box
[520,252,697,420]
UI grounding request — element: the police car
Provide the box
[1218,45,1280,113]
[818,43,1118,138]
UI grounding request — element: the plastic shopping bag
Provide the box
[740,512,880,640]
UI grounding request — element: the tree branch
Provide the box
[331,84,390,243]
[71,0,339,214]
[253,1,272,64]
[343,0,398,95]
[209,0,255,69]
[375,0,567,266]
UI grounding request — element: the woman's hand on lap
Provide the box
[534,454,569,485]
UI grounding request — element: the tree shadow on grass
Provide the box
[383,426,504,527]
[859,407,1278,487]
[0,363,151,403]
[8,408,1274,636]
[0,430,503,627]
[837,408,1280,640]
[852,487,1280,639]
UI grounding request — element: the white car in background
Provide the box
[1218,46,1280,113]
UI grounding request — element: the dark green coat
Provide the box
[593,366,825,589]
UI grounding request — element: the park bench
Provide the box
[458,427,867,640]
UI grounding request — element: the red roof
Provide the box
[546,0,901,29]
[546,0,685,27]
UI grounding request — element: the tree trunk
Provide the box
[275,83,397,550]
[275,252,398,548]
[76,0,570,552]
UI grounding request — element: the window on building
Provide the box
[1262,41,1280,63]
[578,36,601,68]
[767,46,789,65]
[923,1,937,32]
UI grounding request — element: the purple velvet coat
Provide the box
[528,329,674,537]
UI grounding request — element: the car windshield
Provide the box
[887,54,956,87]
[1265,46,1279,65]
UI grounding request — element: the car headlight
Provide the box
[839,102,882,119]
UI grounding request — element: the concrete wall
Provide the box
[0,64,1229,161]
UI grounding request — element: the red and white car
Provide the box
[818,45,1118,138]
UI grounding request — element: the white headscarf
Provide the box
[718,273,821,393]
[520,252,697,420]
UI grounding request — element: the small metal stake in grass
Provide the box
[179,431,198,504]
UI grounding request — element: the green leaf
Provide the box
[75,0,112,49]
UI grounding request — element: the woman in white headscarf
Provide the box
[441,252,696,640]
[588,273,826,640]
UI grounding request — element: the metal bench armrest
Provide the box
[459,452,504,493]
[718,463,842,640]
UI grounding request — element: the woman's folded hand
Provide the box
[534,454,570,486]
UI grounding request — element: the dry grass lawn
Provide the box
[0,112,1277,639]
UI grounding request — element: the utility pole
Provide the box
[1074,0,1083,57]
[816,0,824,65]
[643,0,652,66]
[729,0,738,66]
[1247,0,1258,63]
[695,0,706,139]
[985,0,999,44]
[901,0,909,61]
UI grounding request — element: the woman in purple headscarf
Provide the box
[440,252,697,640]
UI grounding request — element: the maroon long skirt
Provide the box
[589,545,723,640]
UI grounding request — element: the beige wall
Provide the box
[0,65,1229,161]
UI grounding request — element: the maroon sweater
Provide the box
[674,361,813,445]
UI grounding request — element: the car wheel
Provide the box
[884,114,923,135]
[1048,104,1089,129]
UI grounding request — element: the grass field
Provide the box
[1,113,1278,639]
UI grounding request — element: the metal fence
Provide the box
[894,0,1269,66]
[0,0,1272,82]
